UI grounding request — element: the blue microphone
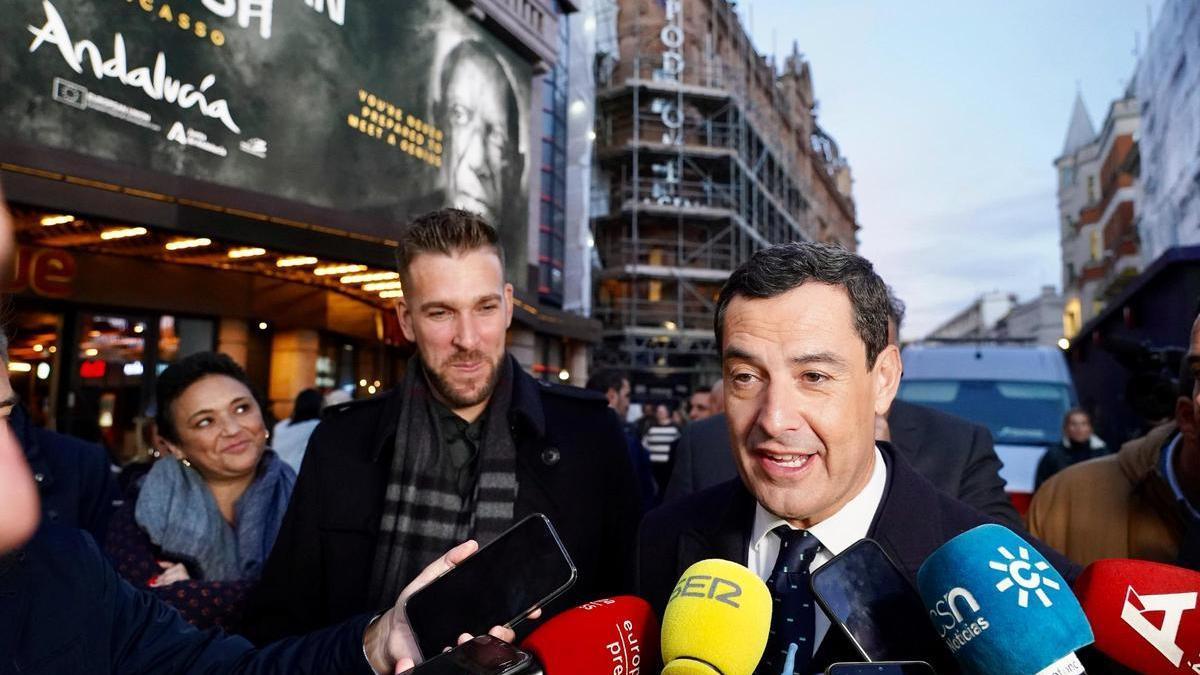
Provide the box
[916,524,1092,675]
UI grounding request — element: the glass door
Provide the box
[5,310,65,429]
[69,313,151,462]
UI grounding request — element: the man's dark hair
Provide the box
[395,208,506,284]
[714,242,891,367]
[586,370,628,395]
[886,286,906,330]
[155,352,259,444]
[290,388,323,425]
[692,386,711,395]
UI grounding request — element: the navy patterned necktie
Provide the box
[757,526,822,675]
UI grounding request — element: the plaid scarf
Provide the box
[367,355,518,606]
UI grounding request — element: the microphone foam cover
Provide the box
[1075,558,1200,675]
[661,559,771,675]
[520,596,659,675]
[917,524,1092,674]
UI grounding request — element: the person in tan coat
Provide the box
[1028,312,1200,568]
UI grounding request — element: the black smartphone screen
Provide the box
[404,635,532,675]
[404,513,577,658]
[825,662,935,675]
[810,539,948,667]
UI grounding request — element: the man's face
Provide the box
[397,248,513,417]
[610,379,631,419]
[1064,412,1093,444]
[688,392,713,421]
[722,282,901,528]
[441,53,519,225]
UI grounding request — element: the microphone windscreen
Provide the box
[916,524,1092,674]
[1075,558,1200,675]
[660,559,771,675]
[519,596,659,675]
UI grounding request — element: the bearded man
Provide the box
[244,209,639,643]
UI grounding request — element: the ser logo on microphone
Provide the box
[668,574,743,608]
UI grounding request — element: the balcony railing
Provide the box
[593,297,715,331]
[599,57,733,92]
[602,177,737,213]
[598,235,735,271]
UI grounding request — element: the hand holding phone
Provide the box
[399,635,532,675]
[404,514,577,659]
[364,540,526,673]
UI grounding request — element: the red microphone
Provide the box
[520,596,659,674]
[1074,559,1200,675]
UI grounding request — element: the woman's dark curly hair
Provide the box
[155,352,262,444]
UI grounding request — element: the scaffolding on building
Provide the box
[590,0,857,384]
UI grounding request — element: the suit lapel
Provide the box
[869,442,945,581]
[509,364,566,526]
[677,481,755,571]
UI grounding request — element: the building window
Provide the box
[1059,165,1074,187]
[537,9,570,307]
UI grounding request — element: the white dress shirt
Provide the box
[746,446,888,658]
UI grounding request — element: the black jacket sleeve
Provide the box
[662,425,695,503]
[104,541,376,675]
[958,424,1023,530]
[241,427,330,645]
[68,433,119,546]
[7,526,375,675]
[599,408,644,596]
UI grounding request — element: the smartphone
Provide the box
[404,513,577,659]
[400,635,532,675]
[810,539,951,669]
[825,662,935,675]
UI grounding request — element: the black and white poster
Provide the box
[0,0,532,274]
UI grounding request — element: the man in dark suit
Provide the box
[663,294,1021,529]
[638,242,1074,674]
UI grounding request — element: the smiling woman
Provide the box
[103,351,296,631]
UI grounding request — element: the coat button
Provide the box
[541,447,561,466]
[33,473,45,483]
[47,509,58,521]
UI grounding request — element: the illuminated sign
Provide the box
[6,246,76,298]
[1,0,532,281]
[79,360,106,378]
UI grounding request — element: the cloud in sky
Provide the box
[744,0,1160,338]
[870,189,1061,340]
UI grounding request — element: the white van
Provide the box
[896,344,1077,508]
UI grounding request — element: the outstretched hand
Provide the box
[363,540,540,674]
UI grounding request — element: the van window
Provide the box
[898,380,1073,445]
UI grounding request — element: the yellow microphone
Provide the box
[661,559,772,675]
